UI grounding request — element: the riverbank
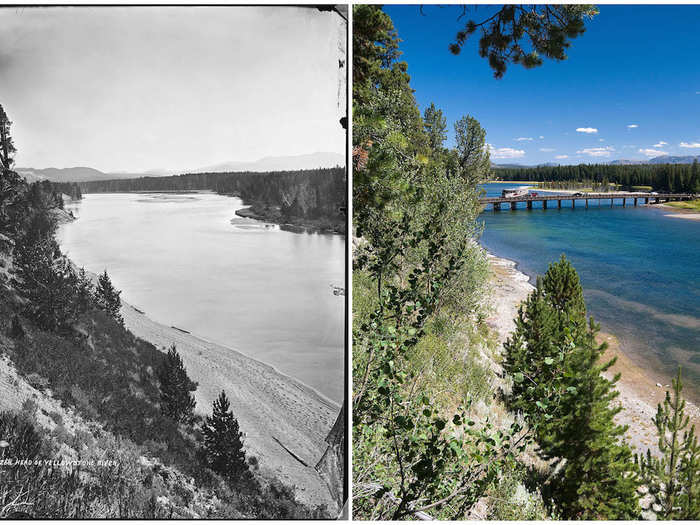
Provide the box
[120,299,340,510]
[485,251,700,456]
[235,203,345,235]
[658,200,700,221]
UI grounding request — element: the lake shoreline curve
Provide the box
[485,249,700,455]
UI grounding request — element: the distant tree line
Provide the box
[80,168,346,224]
[495,161,700,193]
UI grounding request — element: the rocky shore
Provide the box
[485,251,700,456]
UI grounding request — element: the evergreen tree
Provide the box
[504,257,640,519]
[75,267,94,313]
[94,270,123,325]
[157,345,197,424]
[540,254,587,335]
[0,104,25,233]
[547,319,640,519]
[423,102,447,151]
[449,5,598,78]
[15,240,79,332]
[202,391,251,484]
[639,369,700,519]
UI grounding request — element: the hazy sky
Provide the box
[0,6,346,172]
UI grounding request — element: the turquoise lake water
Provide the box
[480,183,700,400]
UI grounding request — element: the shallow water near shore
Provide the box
[58,192,345,403]
[480,183,700,401]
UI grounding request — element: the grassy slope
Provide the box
[352,264,549,520]
[665,199,700,211]
[0,251,327,519]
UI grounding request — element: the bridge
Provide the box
[480,192,697,211]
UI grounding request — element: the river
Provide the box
[57,192,345,403]
[480,183,700,400]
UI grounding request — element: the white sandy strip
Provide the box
[484,251,700,456]
[121,302,339,510]
[664,212,700,221]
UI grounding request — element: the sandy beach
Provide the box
[486,251,700,456]
[121,301,340,510]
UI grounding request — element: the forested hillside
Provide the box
[80,168,346,233]
[495,162,700,193]
[0,103,330,518]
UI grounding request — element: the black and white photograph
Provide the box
[0,5,346,519]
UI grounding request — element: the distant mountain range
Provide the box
[16,152,345,183]
[493,154,700,169]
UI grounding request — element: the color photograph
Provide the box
[352,4,700,520]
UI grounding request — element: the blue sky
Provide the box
[383,5,700,165]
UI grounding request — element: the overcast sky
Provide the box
[0,6,345,172]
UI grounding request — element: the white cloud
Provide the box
[599,138,605,142]
[576,127,598,134]
[627,124,639,129]
[539,148,555,152]
[539,135,544,139]
[653,141,668,147]
[576,146,615,157]
[555,155,569,159]
[515,137,533,141]
[639,148,667,157]
[488,145,525,159]
[680,142,700,148]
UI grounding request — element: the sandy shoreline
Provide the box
[120,300,340,510]
[485,250,700,456]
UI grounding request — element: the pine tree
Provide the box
[540,254,587,334]
[423,102,447,151]
[75,267,94,313]
[202,391,251,484]
[505,257,640,519]
[548,318,640,519]
[94,270,123,325]
[15,240,79,332]
[639,369,700,519]
[157,345,196,424]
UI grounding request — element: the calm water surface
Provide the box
[480,183,700,400]
[58,192,345,403]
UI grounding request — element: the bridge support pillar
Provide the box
[645,197,649,204]
[622,198,626,207]
[611,198,614,207]
[585,199,589,209]
[543,200,548,210]
[527,201,533,210]
[634,198,638,206]
[572,199,575,208]
[493,203,500,211]
[510,201,516,211]
[655,197,660,203]
[557,199,562,209]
